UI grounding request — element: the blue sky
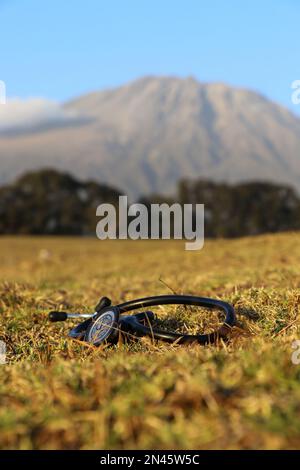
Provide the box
[1,0,299,113]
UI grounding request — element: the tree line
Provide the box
[0,169,299,237]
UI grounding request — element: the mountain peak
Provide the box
[1,77,300,197]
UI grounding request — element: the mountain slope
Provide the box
[1,76,300,196]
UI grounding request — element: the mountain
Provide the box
[1,76,300,197]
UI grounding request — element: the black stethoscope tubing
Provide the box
[115,295,235,345]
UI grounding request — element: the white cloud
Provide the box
[0,98,89,135]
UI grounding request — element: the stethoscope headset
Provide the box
[48,294,236,347]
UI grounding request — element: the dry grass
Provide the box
[0,233,300,449]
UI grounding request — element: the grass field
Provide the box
[0,233,300,450]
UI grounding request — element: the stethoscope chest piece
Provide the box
[84,307,120,346]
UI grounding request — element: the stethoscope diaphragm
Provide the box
[84,307,120,346]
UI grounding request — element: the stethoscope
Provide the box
[48,295,236,346]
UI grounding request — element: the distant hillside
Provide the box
[0,77,300,197]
